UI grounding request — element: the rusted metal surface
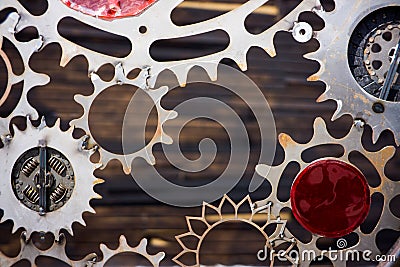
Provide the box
[255,118,400,266]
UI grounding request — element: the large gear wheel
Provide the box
[0,118,103,239]
[1,0,319,87]
[253,117,400,266]
[174,195,297,267]
[0,13,49,135]
[0,233,164,267]
[70,64,177,173]
[306,0,400,144]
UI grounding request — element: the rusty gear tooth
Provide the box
[96,236,165,266]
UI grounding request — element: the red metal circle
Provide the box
[290,159,370,238]
[61,0,157,19]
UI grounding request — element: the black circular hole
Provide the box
[382,31,392,41]
[372,102,385,113]
[139,26,147,34]
[299,29,306,35]
[371,43,381,53]
[372,60,382,70]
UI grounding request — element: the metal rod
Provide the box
[38,144,47,216]
[380,38,400,100]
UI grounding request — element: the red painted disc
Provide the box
[290,159,370,238]
[61,0,157,19]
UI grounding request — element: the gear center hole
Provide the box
[11,147,75,213]
[88,85,158,155]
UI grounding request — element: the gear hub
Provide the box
[290,159,370,238]
[0,119,102,238]
[61,0,157,19]
[11,147,75,214]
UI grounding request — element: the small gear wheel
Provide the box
[94,236,165,266]
[70,64,177,173]
[254,117,399,266]
[0,118,103,239]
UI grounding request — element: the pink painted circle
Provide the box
[61,0,157,19]
[290,159,371,238]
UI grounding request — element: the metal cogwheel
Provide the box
[253,117,399,266]
[306,0,400,144]
[0,118,103,239]
[0,0,318,88]
[70,64,177,173]
[0,13,49,135]
[174,195,298,266]
[0,233,165,267]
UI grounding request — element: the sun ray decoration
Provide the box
[174,195,298,267]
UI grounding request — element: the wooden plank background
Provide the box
[0,0,399,266]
